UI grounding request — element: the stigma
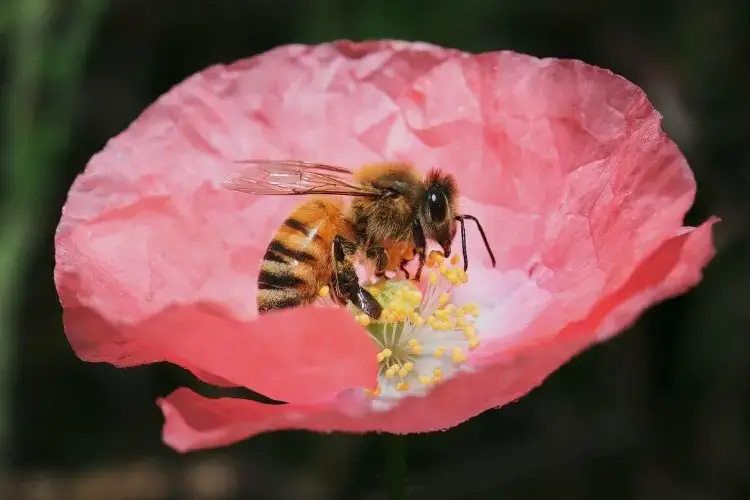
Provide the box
[347,252,481,410]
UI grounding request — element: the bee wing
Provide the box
[222,159,380,197]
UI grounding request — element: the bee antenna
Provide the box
[454,214,496,271]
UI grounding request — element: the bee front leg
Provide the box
[332,235,383,319]
[399,260,411,280]
[366,244,389,278]
[412,220,427,282]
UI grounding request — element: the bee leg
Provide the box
[412,220,427,282]
[332,235,383,319]
[399,260,411,280]
[366,244,389,275]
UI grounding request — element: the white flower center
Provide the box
[346,252,482,411]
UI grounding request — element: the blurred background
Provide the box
[1,0,748,498]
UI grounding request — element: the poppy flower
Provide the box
[54,39,718,452]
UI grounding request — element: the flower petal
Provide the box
[158,217,716,451]
[54,39,718,444]
[55,196,378,403]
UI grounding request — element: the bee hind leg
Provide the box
[332,235,383,319]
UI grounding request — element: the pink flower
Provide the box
[54,40,718,452]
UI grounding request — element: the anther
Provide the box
[429,250,445,264]
[365,385,381,397]
[356,314,371,327]
[396,382,409,392]
[376,348,393,362]
[451,347,467,364]
[318,285,330,297]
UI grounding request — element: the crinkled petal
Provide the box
[54,39,718,446]
[54,171,378,403]
[159,219,716,451]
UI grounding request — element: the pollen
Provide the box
[352,252,483,405]
[356,314,371,327]
[376,348,393,362]
[365,385,382,397]
[451,347,467,364]
[429,250,445,264]
[318,285,330,297]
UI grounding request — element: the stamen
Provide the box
[318,285,330,297]
[347,251,484,406]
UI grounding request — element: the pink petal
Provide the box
[55,175,377,403]
[53,39,719,448]
[159,219,716,451]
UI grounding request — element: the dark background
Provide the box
[1,0,748,498]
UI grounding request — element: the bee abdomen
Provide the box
[256,259,307,311]
[283,217,322,242]
[257,268,305,290]
[255,198,344,315]
[256,240,322,314]
[257,288,304,313]
[265,240,317,264]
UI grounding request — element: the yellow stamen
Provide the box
[365,385,381,397]
[451,347,467,364]
[429,250,445,264]
[376,348,392,362]
[351,253,483,400]
[356,314,371,326]
[318,285,330,297]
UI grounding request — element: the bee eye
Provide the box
[427,189,447,222]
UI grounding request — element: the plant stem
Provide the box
[385,433,406,500]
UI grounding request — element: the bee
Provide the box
[222,160,496,320]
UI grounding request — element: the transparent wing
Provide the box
[222,159,379,197]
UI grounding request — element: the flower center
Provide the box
[343,251,481,407]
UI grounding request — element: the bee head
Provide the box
[419,169,458,256]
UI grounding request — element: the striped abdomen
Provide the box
[256,198,349,314]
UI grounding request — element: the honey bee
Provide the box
[223,160,496,320]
